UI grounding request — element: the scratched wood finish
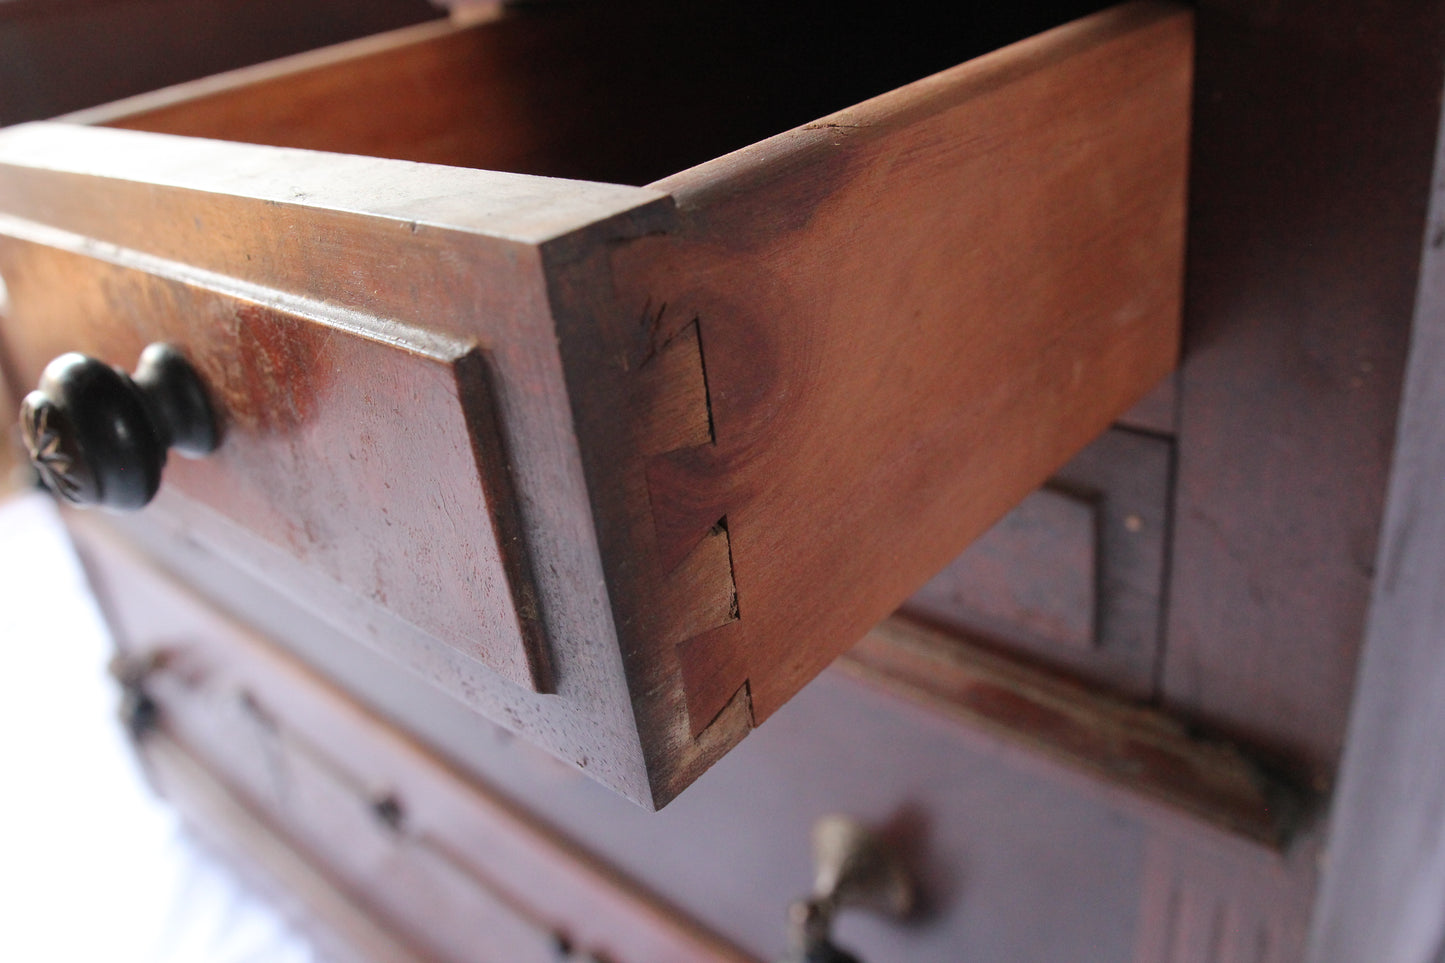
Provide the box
[0,122,670,802]
[0,238,548,690]
[545,3,1192,801]
[78,520,759,963]
[0,3,1190,806]
[838,618,1305,847]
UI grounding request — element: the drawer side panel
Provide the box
[552,2,1194,799]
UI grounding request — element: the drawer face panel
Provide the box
[0,233,546,691]
[0,2,1192,805]
[904,428,1172,694]
[910,483,1101,652]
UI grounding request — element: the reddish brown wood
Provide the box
[0,121,670,803]
[551,3,1192,802]
[6,0,1445,959]
[839,618,1304,847]
[71,511,1159,963]
[69,1,1114,190]
[0,3,1192,807]
[78,520,762,963]
[0,246,547,689]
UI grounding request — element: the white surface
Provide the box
[0,492,316,962]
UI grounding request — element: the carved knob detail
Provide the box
[19,344,219,510]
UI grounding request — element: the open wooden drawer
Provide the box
[0,0,1191,807]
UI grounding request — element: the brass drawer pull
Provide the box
[780,815,916,963]
[20,343,218,510]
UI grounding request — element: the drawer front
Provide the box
[81,523,757,963]
[0,2,1192,806]
[0,236,547,689]
[903,428,1172,695]
[78,515,1314,963]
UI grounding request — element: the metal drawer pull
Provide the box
[20,343,218,510]
[779,815,916,963]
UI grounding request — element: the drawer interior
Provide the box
[73,0,1109,187]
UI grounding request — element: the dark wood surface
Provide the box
[840,618,1305,847]
[903,427,1172,697]
[73,502,1332,962]
[71,0,1112,188]
[1163,0,1445,786]
[0,0,438,126]
[72,514,1150,963]
[1307,53,1445,961]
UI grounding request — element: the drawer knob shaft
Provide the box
[19,344,219,510]
[779,815,916,963]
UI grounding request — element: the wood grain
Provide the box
[547,2,1193,800]
[839,618,1307,848]
[0,121,671,803]
[72,0,1115,189]
[0,235,548,691]
[0,4,1192,806]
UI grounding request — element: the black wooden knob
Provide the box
[19,344,219,510]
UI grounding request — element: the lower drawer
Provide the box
[74,514,1316,963]
[903,428,1172,696]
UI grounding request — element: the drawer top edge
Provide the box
[0,121,669,246]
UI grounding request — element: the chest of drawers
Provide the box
[3,0,1443,959]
